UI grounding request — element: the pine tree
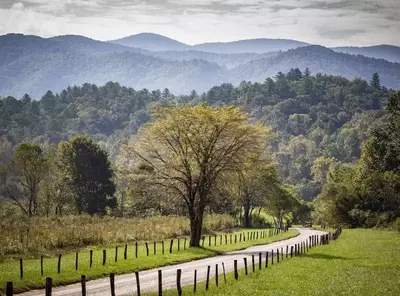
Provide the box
[370,73,381,89]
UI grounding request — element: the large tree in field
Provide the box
[2,143,46,216]
[121,105,268,246]
[57,136,116,215]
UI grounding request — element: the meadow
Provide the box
[0,214,235,257]
[146,228,400,296]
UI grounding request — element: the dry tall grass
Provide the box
[0,214,234,257]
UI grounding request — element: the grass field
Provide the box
[146,229,400,296]
[0,228,296,293]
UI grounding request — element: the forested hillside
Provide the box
[1,34,400,98]
[0,70,391,200]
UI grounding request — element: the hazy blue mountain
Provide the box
[149,50,279,69]
[49,35,147,55]
[332,45,400,64]
[109,33,190,51]
[192,38,309,54]
[1,34,400,98]
[231,46,400,89]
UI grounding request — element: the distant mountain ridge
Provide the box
[333,45,400,64]
[1,33,400,98]
[110,33,309,53]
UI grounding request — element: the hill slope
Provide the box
[109,33,190,51]
[193,38,309,54]
[1,35,400,98]
[333,45,400,64]
[231,46,400,88]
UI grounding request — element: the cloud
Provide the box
[0,0,398,47]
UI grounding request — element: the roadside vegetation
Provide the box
[0,229,297,293]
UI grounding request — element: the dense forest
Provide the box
[0,70,391,202]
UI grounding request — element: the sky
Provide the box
[0,0,399,46]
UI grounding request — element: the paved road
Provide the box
[19,228,326,296]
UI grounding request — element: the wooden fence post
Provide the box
[185,237,187,249]
[136,242,138,258]
[239,233,242,242]
[234,260,238,280]
[215,264,219,286]
[124,244,128,260]
[294,244,297,256]
[76,251,79,270]
[281,247,284,261]
[162,240,165,255]
[135,272,141,296]
[81,275,86,296]
[170,239,174,253]
[103,250,106,266]
[154,242,157,255]
[259,252,262,270]
[209,236,211,247]
[291,246,293,258]
[20,259,23,279]
[41,256,44,276]
[252,255,255,272]
[6,282,13,296]
[45,277,52,296]
[222,262,227,283]
[205,266,210,290]
[235,234,237,244]
[277,249,280,263]
[158,270,162,296]
[193,270,197,292]
[115,247,118,262]
[265,252,269,268]
[90,250,93,268]
[230,234,232,244]
[244,257,248,275]
[145,242,149,256]
[110,273,115,296]
[220,235,222,245]
[243,232,246,241]
[286,245,289,258]
[177,269,182,295]
[178,239,180,252]
[225,234,228,245]
[271,250,274,265]
[58,254,62,274]
[215,235,217,246]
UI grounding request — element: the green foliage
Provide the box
[315,92,400,227]
[57,135,116,215]
[0,72,391,202]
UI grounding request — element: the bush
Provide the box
[393,218,400,232]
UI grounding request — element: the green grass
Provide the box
[146,229,400,296]
[0,228,296,293]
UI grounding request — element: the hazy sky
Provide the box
[0,0,399,46]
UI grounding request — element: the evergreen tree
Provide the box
[57,135,116,215]
[370,72,381,89]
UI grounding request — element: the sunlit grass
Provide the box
[146,229,400,296]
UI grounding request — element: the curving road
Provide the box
[19,228,326,296]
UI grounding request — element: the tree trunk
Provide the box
[243,202,251,228]
[189,213,204,247]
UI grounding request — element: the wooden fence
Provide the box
[8,227,288,284]
[4,227,341,296]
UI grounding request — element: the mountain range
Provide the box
[1,33,400,98]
